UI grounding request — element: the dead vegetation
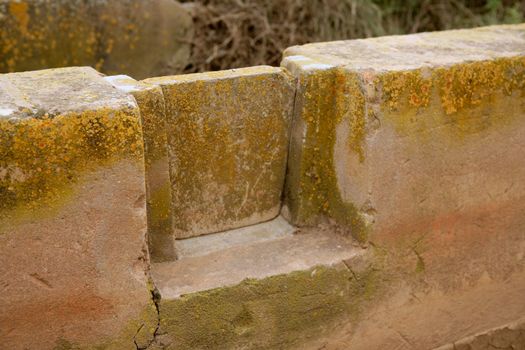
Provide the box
[180,0,524,72]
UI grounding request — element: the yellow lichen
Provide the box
[380,69,432,111]
[148,70,293,237]
[435,57,525,115]
[0,109,143,221]
[379,56,525,139]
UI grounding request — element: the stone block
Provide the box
[281,24,525,252]
[0,67,155,349]
[0,0,193,79]
[105,75,175,262]
[149,221,369,350]
[144,66,294,238]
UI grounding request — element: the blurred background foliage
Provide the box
[181,0,524,72]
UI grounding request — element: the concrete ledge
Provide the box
[150,222,370,349]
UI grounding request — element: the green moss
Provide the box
[158,264,381,350]
[287,68,369,242]
[0,109,143,226]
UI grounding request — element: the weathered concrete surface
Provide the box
[279,23,525,349]
[150,225,372,349]
[145,67,295,238]
[0,67,156,349]
[0,0,193,79]
[435,318,525,350]
[301,267,525,349]
[105,75,175,263]
[174,215,296,258]
[282,24,525,248]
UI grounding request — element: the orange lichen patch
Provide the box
[335,70,367,162]
[380,69,432,111]
[0,0,193,78]
[378,56,525,140]
[0,109,143,220]
[435,57,525,115]
[8,1,29,34]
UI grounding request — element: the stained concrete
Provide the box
[145,67,295,239]
[151,224,362,298]
[0,0,193,79]
[150,223,368,349]
[0,67,154,350]
[281,24,525,249]
[434,318,525,350]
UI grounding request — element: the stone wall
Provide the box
[0,23,524,350]
[0,0,193,79]
[0,67,156,349]
[282,24,525,249]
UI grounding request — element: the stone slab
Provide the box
[150,226,369,349]
[174,215,296,258]
[281,24,525,254]
[105,75,175,262]
[144,66,295,238]
[0,0,193,79]
[151,225,361,298]
[0,67,155,350]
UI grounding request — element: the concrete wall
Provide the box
[282,25,525,249]
[0,0,193,79]
[0,23,524,349]
[0,67,156,349]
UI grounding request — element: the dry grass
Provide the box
[180,0,524,72]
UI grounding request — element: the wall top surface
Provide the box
[0,67,137,120]
[283,24,525,72]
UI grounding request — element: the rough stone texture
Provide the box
[281,24,525,249]
[434,318,525,350]
[150,225,372,350]
[145,67,295,238]
[0,67,156,349]
[0,0,193,79]
[105,75,175,262]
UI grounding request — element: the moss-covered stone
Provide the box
[145,67,294,238]
[0,68,144,225]
[0,0,193,79]
[157,264,381,350]
[282,24,525,245]
[282,66,369,242]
